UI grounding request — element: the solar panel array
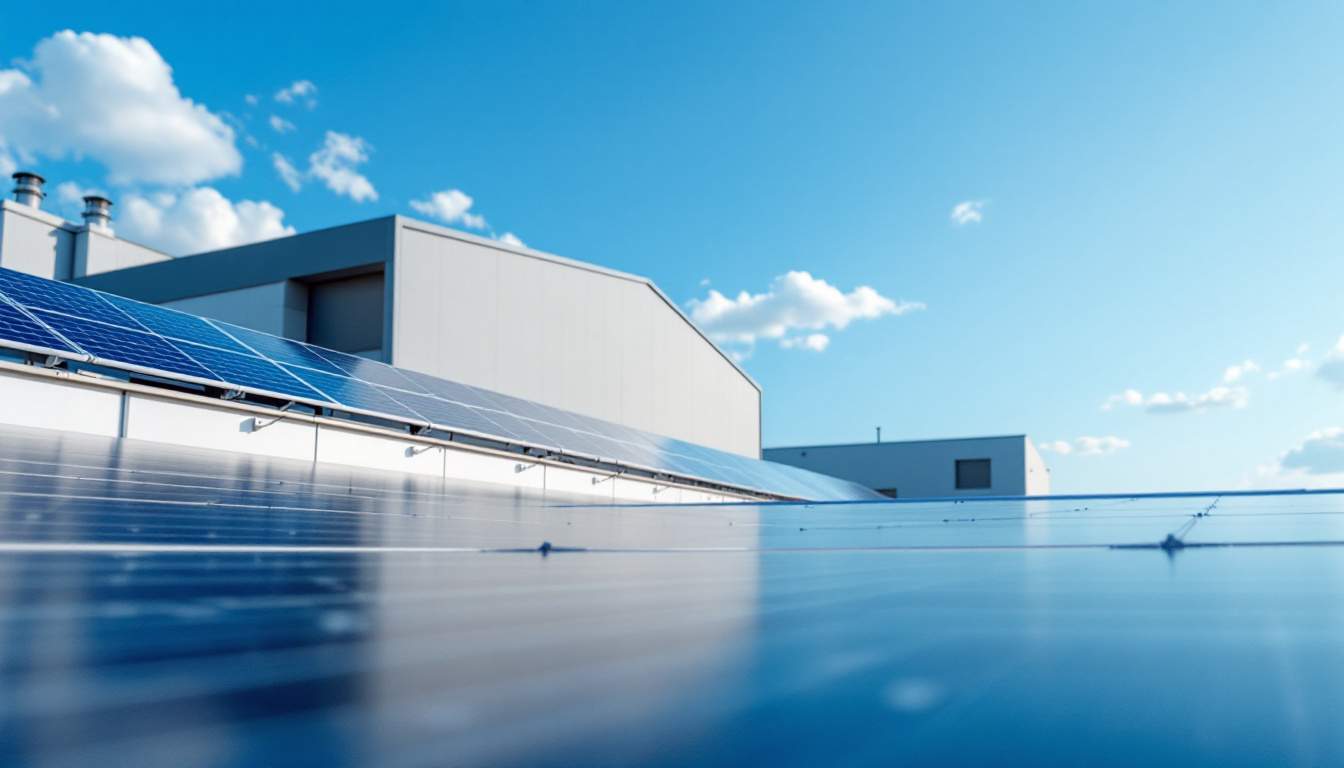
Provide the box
[0,267,877,501]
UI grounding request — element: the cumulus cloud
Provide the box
[244,93,259,106]
[118,187,294,255]
[409,189,487,229]
[0,31,241,185]
[268,115,296,134]
[950,200,985,226]
[687,271,922,353]
[1038,436,1130,456]
[1279,427,1344,476]
[308,131,376,202]
[274,79,317,108]
[498,232,525,247]
[779,333,830,352]
[1317,336,1344,389]
[272,153,302,192]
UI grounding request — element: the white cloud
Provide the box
[0,31,241,185]
[1102,385,1248,413]
[1279,427,1344,476]
[268,115,296,134]
[687,271,922,353]
[274,79,317,108]
[308,131,376,202]
[498,232,525,247]
[272,153,302,192]
[409,188,488,229]
[1222,359,1259,383]
[1038,436,1130,456]
[0,151,14,177]
[779,333,830,352]
[1317,336,1344,389]
[244,93,259,106]
[118,187,294,255]
[949,200,985,226]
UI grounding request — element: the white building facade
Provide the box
[764,435,1051,498]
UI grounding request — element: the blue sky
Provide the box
[4,2,1344,493]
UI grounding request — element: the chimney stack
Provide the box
[81,195,113,231]
[11,172,46,209]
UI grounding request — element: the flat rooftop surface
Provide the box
[2,424,1343,767]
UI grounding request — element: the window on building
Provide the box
[955,459,992,490]
[876,488,899,499]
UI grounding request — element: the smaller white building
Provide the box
[764,435,1051,498]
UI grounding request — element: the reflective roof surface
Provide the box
[2,424,1343,767]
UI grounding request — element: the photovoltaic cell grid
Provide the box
[0,267,877,500]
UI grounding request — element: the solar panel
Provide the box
[306,345,429,392]
[103,295,252,354]
[174,341,331,403]
[279,365,427,423]
[0,268,136,327]
[32,310,218,382]
[377,388,519,441]
[0,297,82,356]
[214,322,348,375]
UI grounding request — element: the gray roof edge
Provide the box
[764,435,1031,451]
[394,216,761,394]
[75,216,396,300]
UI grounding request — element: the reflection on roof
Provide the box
[2,424,1343,767]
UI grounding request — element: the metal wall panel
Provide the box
[392,225,762,458]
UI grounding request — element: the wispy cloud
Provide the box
[949,200,985,226]
[687,271,922,354]
[274,79,317,108]
[1038,436,1130,456]
[779,333,830,352]
[1222,359,1260,383]
[1103,385,1248,414]
[498,232,525,247]
[271,153,302,192]
[0,31,240,185]
[268,115,296,134]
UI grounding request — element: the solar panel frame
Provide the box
[171,340,334,404]
[0,267,139,328]
[31,310,222,385]
[212,322,349,376]
[102,294,253,355]
[278,365,429,425]
[305,345,431,393]
[0,293,87,359]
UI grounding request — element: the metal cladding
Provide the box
[0,266,880,501]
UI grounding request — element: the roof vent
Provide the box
[11,172,46,209]
[81,195,113,231]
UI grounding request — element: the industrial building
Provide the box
[765,435,1051,498]
[0,172,759,459]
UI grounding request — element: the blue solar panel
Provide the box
[0,297,82,356]
[394,369,498,409]
[378,389,517,439]
[306,346,429,392]
[174,341,331,403]
[280,365,427,423]
[214,323,347,375]
[33,310,218,382]
[103,295,252,354]
[0,268,136,327]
